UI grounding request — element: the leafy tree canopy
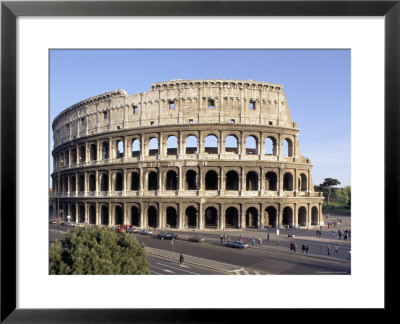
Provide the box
[50,226,150,275]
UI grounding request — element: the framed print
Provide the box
[1,0,399,322]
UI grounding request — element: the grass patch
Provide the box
[323,200,351,213]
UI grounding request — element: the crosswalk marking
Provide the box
[243,269,249,275]
[235,269,263,275]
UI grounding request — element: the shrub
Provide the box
[49,226,150,275]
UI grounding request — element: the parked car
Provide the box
[139,229,153,235]
[157,232,178,240]
[66,222,75,227]
[189,236,206,243]
[49,219,57,224]
[59,221,67,226]
[126,226,139,233]
[75,223,85,227]
[226,241,248,249]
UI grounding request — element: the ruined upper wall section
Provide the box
[52,79,296,147]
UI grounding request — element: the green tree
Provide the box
[320,178,341,205]
[49,226,150,275]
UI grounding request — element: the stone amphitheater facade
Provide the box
[51,79,324,230]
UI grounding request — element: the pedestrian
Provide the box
[319,231,322,237]
[293,243,297,253]
[338,230,342,240]
[332,232,335,239]
[348,250,351,260]
[252,237,255,246]
[305,245,309,255]
[328,223,330,229]
[220,234,223,244]
[327,246,331,256]
[267,233,270,241]
[301,244,305,254]
[335,244,338,254]
[223,234,226,243]
[179,253,184,265]
[290,242,293,251]
[258,237,262,245]
[239,235,242,242]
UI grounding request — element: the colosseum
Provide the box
[51,79,324,231]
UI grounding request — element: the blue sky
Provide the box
[50,49,350,187]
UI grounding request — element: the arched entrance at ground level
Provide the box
[78,205,85,223]
[131,206,140,227]
[185,206,197,228]
[246,207,258,228]
[89,205,96,224]
[148,206,158,228]
[101,206,109,225]
[115,206,123,225]
[311,206,319,225]
[70,205,76,222]
[298,206,307,226]
[225,207,239,228]
[282,207,293,227]
[264,206,277,228]
[166,207,178,228]
[204,207,218,228]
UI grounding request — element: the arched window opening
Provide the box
[204,135,218,154]
[71,148,77,164]
[225,207,239,228]
[226,171,239,190]
[63,177,68,193]
[166,207,178,228]
[78,175,85,192]
[185,135,198,154]
[265,171,277,191]
[298,207,307,226]
[300,173,307,191]
[79,145,86,163]
[131,172,139,191]
[311,206,319,225]
[246,207,258,228]
[185,170,198,190]
[205,170,218,190]
[116,140,124,158]
[90,144,97,161]
[131,206,140,227]
[166,170,178,190]
[225,135,238,154]
[102,141,109,160]
[78,205,85,223]
[205,207,218,228]
[148,206,157,228]
[101,206,109,225]
[148,171,158,190]
[265,206,277,228]
[185,206,197,228]
[148,138,159,156]
[264,137,276,155]
[89,174,96,192]
[115,172,123,191]
[283,172,294,191]
[132,139,140,157]
[115,206,123,225]
[70,176,76,192]
[100,172,108,192]
[166,136,178,155]
[89,205,96,225]
[70,205,76,223]
[246,171,258,191]
[282,207,293,227]
[64,151,69,166]
[246,136,257,155]
[283,138,293,157]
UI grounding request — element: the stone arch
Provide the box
[148,137,159,156]
[166,206,178,228]
[246,207,258,228]
[185,169,198,190]
[246,171,258,191]
[101,205,109,225]
[131,171,140,191]
[225,135,238,154]
[131,138,140,157]
[165,170,178,190]
[131,205,140,227]
[226,170,239,190]
[283,172,294,191]
[88,174,96,192]
[100,172,108,192]
[78,145,86,163]
[246,135,258,155]
[116,139,124,158]
[282,138,293,157]
[299,173,308,191]
[78,205,85,223]
[147,171,158,190]
[185,135,198,154]
[264,136,277,155]
[298,206,307,226]
[282,206,293,227]
[115,205,123,225]
[114,172,123,191]
[225,207,239,228]
[71,147,77,164]
[204,134,218,154]
[166,135,178,155]
[89,205,96,225]
[185,206,197,228]
[70,205,76,223]
[70,175,76,192]
[147,206,158,228]
[311,206,319,225]
[205,170,218,190]
[264,206,277,228]
[204,206,218,228]
[90,144,97,161]
[265,171,277,191]
[101,141,109,160]
[78,174,85,192]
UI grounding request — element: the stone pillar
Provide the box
[277,203,282,228]
[293,203,297,228]
[123,202,127,225]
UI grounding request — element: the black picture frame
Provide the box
[1,0,398,322]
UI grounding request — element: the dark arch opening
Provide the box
[166,207,178,228]
[78,205,85,223]
[70,205,76,223]
[246,171,258,191]
[102,141,109,160]
[185,206,197,228]
[225,207,239,228]
[89,205,96,224]
[79,145,86,163]
[205,207,218,228]
[205,170,218,190]
[185,170,197,190]
[282,207,293,227]
[283,138,293,157]
[246,207,258,228]
[311,206,319,225]
[131,172,139,191]
[148,171,158,190]
[90,144,97,161]
[101,206,109,225]
[70,176,76,192]
[283,173,294,191]
[265,171,277,191]
[265,206,277,228]
[100,172,108,192]
[298,206,307,226]
[89,174,96,192]
[300,173,308,191]
[226,170,239,190]
[166,170,178,190]
[115,206,123,225]
[148,206,158,228]
[131,206,140,226]
[115,172,123,191]
[78,175,85,192]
